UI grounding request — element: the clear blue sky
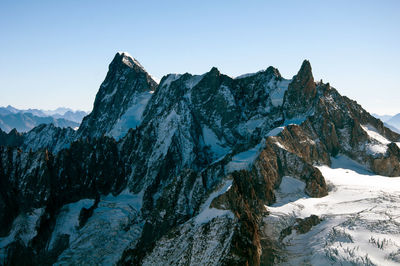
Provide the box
[1,0,399,114]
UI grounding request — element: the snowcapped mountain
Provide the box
[0,112,79,133]
[78,52,157,139]
[373,113,400,133]
[372,113,393,122]
[0,106,87,133]
[51,110,88,123]
[387,114,400,132]
[0,53,400,265]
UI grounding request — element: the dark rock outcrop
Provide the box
[0,128,23,147]
[283,60,316,118]
[280,214,322,241]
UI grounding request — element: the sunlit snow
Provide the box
[361,124,391,156]
[195,179,234,224]
[265,155,400,265]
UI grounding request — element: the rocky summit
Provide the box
[0,52,400,265]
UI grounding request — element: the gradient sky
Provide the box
[1,0,399,114]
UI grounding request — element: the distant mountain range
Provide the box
[0,105,88,133]
[372,113,400,133]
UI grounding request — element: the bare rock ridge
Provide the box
[0,53,399,265]
[283,59,316,118]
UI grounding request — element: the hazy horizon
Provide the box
[1,0,399,114]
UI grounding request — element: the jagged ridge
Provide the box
[0,54,399,265]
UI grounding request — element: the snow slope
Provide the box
[55,190,144,265]
[0,208,44,261]
[108,91,153,139]
[265,155,400,265]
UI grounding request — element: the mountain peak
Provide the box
[113,52,145,70]
[283,59,316,117]
[209,66,220,75]
[294,59,313,82]
[78,52,158,138]
[293,59,314,86]
[299,59,312,73]
[265,66,282,78]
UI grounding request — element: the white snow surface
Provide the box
[195,179,234,225]
[48,199,95,250]
[108,91,153,139]
[361,124,391,156]
[55,190,144,265]
[225,142,264,173]
[361,124,390,144]
[117,51,145,70]
[265,155,400,265]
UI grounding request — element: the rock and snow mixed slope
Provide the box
[265,156,400,265]
[78,52,158,139]
[0,53,400,265]
[0,52,157,153]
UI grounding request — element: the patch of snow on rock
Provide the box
[48,199,95,250]
[361,124,390,144]
[0,208,44,261]
[109,91,153,139]
[55,190,144,265]
[185,74,204,89]
[118,51,144,70]
[161,74,182,89]
[361,124,390,155]
[202,126,230,160]
[195,180,234,225]
[270,79,291,107]
[266,126,285,137]
[226,142,264,173]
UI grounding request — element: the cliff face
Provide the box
[0,55,399,265]
[78,52,158,139]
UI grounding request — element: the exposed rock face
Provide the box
[372,142,400,176]
[280,215,322,240]
[283,60,316,118]
[0,128,23,147]
[78,52,158,139]
[0,55,399,265]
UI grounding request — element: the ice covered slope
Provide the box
[265,155,400,265]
